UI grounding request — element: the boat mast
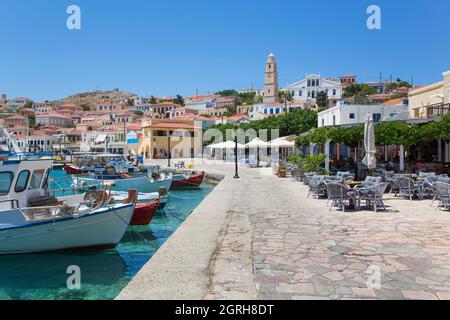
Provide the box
[0,125,23,154]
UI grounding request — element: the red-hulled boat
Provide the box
[171,171,205,188]
[130,199,160,225]
[63,163,86,175]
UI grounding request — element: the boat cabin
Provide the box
[73,153,138,174]
[0,159,53,210]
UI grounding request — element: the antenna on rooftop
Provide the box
[379,73,383,93]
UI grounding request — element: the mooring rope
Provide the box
[162,205,189,222]
[106,204,150,244]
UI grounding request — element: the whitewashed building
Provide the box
[286,74,342,107]
[35,114,74,127]
[7,98,31,110]
[24,135,57,153]
[94,103,125,112]
[32,102,54,112]
[317,101,409,128]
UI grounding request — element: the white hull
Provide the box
[110,191,168,206]
[0,204,134,254]
[75,175,172,193]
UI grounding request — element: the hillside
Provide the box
[52,89,139,106]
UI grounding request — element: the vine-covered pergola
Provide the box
[295,114,450,172]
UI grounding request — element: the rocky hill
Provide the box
[52,89,139,106]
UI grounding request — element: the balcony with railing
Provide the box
[412,103,450,120]
[426,103,449,118]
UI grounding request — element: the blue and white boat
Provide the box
[0,159,136,254]
[73,171,173,194]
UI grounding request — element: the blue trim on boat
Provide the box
[0,203,134,232]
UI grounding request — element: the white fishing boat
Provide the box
[0,159,136,254]
[73,171,173,193]
[110,191,169,209]
[64,153,140,175]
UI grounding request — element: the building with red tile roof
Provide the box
[139,119,203,159]
[35,113,74,128]
[5,115,27,127]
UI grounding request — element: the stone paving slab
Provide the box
[202,166,450,300]
[118,159,450,300]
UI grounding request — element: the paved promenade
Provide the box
[118,159,450,300]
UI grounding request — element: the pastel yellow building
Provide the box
[409,70,450,119]
[139,120,203,159]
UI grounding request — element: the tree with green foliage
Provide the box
[343,84,377,101]
[209,109,318,143]
[27,115,36,128]
[386,79,412,93]
[216,89,238,97]
[149,96,158,104]
[279,90,293,103]
[133,110,144,116]
[308,126,328,146]
[238,92,256,105]
[316,91,328,111]
[288,153,328,175]
[295,116,450,156]
[224,104,237,115]
[173,94,185,106]
[80,103,91,111]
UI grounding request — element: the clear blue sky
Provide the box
[1,0,449,101]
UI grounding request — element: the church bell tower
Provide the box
[263,53,280,104]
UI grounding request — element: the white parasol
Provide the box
[362,113,377,170]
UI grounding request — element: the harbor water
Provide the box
[0,170,213,300]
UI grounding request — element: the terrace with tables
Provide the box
[290,169,450,213]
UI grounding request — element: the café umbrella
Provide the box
[246,138,270,167]
[207,141,245,149]
[362,113,377,170]
[206,141,244,160]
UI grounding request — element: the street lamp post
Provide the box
[168,134,171,167]
[234,125,240,179]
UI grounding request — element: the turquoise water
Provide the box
[0,170,213,300]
